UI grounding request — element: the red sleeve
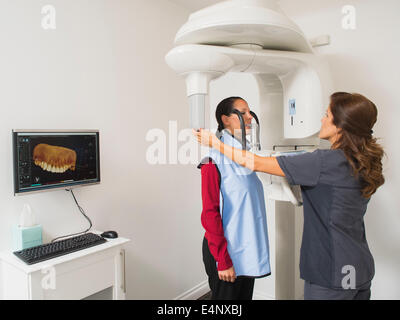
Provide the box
[200,160,233,271]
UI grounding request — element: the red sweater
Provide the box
[200,160,233,271]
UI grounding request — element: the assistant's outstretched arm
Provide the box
[193,129,285,177]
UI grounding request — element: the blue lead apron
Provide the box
[201,131,271,277]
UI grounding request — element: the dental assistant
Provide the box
[194,92,385,300]
[199,97,271,300]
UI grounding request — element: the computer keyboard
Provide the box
[13,232,107,265]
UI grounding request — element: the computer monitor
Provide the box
[13,130,100,195]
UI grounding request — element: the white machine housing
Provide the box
[166,0,332,139]
[167,44,331,138]
[166,0,332,300]
[166,0,332,205]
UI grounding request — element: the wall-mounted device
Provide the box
[13,130,100,195]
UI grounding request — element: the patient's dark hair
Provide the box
[330,92,385,198]
[215,97,244,132]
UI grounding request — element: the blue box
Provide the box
[12,225,42,251]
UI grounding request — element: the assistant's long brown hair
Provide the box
[330,92,385,198]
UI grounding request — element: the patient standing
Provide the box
[199,97,271,300]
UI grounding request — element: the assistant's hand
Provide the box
[218,266,236,283]
[192,129,217,148]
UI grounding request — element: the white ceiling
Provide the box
[169,1,357,19]
[168,0,293,16]
[169,0,221,12]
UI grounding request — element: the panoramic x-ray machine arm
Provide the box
[165,0,332,206]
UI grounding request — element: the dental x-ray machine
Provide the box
[166,0,332,299]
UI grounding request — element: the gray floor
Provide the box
[198,291,211,300]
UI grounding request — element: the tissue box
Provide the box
[12,224,42,251]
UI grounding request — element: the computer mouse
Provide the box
[101,230,118,239]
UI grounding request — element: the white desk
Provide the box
[0,231,130,300]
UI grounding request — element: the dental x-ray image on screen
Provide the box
[33,143,77,173]
[13,130,100,194]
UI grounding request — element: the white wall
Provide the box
[2,0,399,301]
[279,0,400,299]
[0,0,207,299]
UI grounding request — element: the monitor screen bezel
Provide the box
[12,129,101,196]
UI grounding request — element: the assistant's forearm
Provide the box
[254,156,285,176]
[213,139,254,170]
[212,139,285,176]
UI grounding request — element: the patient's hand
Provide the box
[218,266,236,283]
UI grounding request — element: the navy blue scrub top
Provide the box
[276,149,375,289]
